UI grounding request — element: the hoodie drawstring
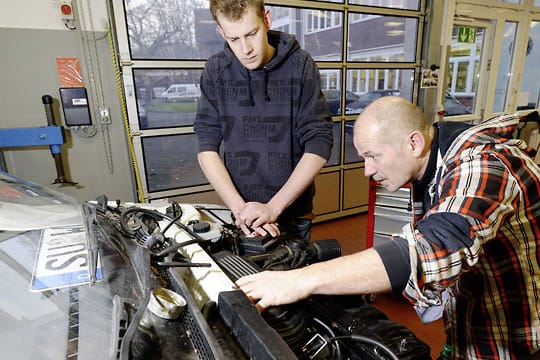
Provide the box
[263,69,270,102]
[246,71,255,106]
[246,69,271,106]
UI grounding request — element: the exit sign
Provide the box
[458,26,476,43]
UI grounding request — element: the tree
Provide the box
[126,0,206,59]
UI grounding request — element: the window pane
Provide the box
[320,69,343,115]
[267,6,343,61]
[347,13,418,62]
[134,69,202,129]
[126,2,345,61]
[142,134,207,192]
[519,22,540,110]
[344,120,362,164]
[493,22,516,113]
[125,0,221,60]
[349,0,420,11]
[117,0,425,204]
[446,26,486,116]
[343,69,414,115]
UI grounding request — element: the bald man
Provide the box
[237,96,540,359]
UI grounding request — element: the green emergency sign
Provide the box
[458,26,476,43]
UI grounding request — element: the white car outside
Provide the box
[161,84,201,102]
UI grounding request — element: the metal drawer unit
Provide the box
[370,185,413,247]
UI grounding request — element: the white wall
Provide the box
[0,0,108,31]
[0,0,137,203]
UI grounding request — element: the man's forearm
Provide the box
[302,247,392,296]
[268,153,327,216]
[236,247,392,310]
[197,151,245,214]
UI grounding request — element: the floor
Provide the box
[311,213,446,359]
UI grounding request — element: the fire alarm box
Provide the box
[59,87,92,126]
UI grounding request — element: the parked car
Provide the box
[161,84,201,102]
[444,90,471,116]
[0,171,432,360]
[323,89,362,115]
[345,89,401,114]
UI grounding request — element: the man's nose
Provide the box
[364,161,375,178]
[240,38,252,54]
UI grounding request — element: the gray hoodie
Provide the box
[194,30,333,221]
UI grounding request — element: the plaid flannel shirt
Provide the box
[402,113,540,359]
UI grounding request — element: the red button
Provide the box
[61,4,72,16]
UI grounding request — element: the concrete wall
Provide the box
[0,0,136,202]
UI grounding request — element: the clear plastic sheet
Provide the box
[0,171,81,231]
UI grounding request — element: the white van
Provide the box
[161,84,201,102]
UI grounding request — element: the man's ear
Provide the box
[263,8,272,29]
[409,131,426,156]
[216,25,224,38]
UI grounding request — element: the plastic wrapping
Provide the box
[56,57,83,88]
[0,171,81,231]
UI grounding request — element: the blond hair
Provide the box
[210,0,265,24]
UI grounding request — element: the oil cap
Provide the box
[192,221,211,233]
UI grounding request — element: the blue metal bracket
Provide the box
[0,95,77,185]
[0,126,64,153]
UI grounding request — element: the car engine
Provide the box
[83,197,431,360]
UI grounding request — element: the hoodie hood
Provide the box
[443,113,535,160]
[414,121,473,192]
[221,30,301,104]
[263,30,301,70]
[413,114,534,211]
[221,30,300,71]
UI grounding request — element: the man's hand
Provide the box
[235,202,281,237]
[236,250,393,312]
[238,223,281,238]
[235,269,311,312]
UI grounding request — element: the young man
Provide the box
[237,96,540,359]
[194,0,333,241]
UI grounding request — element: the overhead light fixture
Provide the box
[387,30,405,36]
[385,21,403,27]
